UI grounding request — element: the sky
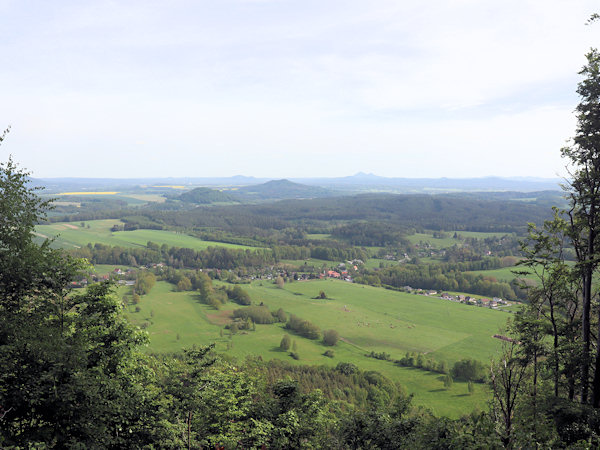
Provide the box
[1,0,599,179]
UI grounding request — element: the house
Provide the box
[327,270,341,278]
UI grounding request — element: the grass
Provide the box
[405,231,515,249]
[364,258,398,269]
[307,233,332,240]
[124,278,509,417]
[465,266,534,282]
[35,219,260,250]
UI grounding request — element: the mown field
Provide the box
[465,265,533,282]
[405,231,514,249]
[124,278,510,417]
[35,220,259,250]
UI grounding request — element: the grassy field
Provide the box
[306,233,332,240]
[35,219,259,250]
[364,258,398,269]
[124,278,510,417]
[405,231,514,249]
[465,266,534,282]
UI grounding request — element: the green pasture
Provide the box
[364,258,398,269]
[465,265,535,282]
[405,231,514,249]
[35,219,258,251]
[124,278,509,417]
[279,258,336,269]
[306,233,331,240]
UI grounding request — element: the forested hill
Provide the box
[177,187,239,204]
[133,192,553,233]
[229,179,338,201]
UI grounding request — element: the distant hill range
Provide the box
[292,172,564,192]
[34,173,563,195]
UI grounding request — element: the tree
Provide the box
[561,48,600,406]
[490,341,529,448]
[443,374,453,389]
[0,139,173,446]
[323,329,340,346]
[275,275,285,288]
[280,334,291,351]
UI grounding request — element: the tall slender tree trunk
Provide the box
[581,259,592,403]
[593,314,600,407]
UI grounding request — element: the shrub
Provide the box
[336,362,358,375]
[323,350,335,358]
[285,314,320,340]
[275,276,285,288]
[226,285,251,305]
[444,374,453,389]
[233,305,276,324]
[452,359,487,382]
[274,307,287,323]
[280,334,291,351]
[323,329,339,346]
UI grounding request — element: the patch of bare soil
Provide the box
[205,310,234,325]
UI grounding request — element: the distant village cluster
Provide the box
[71,258,514,312]
[402,286,513,309]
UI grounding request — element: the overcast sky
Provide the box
[1,0,598,179]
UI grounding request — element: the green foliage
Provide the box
[275,275,285,288]
[274,307,287,322]
[286,313,321,340]
[233,305,276,324]
[176,275,192,291]
[452,359,487,382]
[323,329,340,346]
[444,374,454,389]
[134,270,156,295]
[280,334,291,351]
[225,284,251,305]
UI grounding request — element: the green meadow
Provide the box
[465,265,534,282]
[35,219,258,250]
[125,278,510,417]
[405,231,514,249]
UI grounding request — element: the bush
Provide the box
[226,285,251,305]
[280,334,291,351]
[275,276,285,288]
[444,374,453,389]
[285,314,320,340]
[336,362,358,375]
[274,307,287,323]
[233,305,276,324]
[289,351,300,360]
[323,350,335,358]
[452,359,487,382]
[323,329,339,346]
